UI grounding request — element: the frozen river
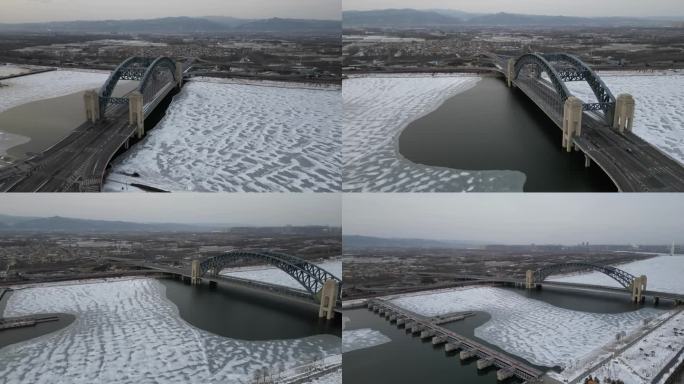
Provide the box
[0,278,340,384]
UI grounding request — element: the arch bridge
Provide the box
[525,262,647,302]
[501,52,684,192]
[191,250,341,319]
[84,56,183,138]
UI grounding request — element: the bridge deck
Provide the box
[512,78,684,192]
[369,299,544,382]
[0,85,176,192]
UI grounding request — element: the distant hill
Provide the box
[343,235,482,249]
[0,16,340,35]
[0,215,219,232]
[343,9,462,28]
[343,9,683,28]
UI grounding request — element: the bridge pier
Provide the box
[525,270,535,289]
[420,329,435,339]
[506,59,515,88]
[562,96,583,152]
[613,93,635,133]
[318,279,339,320]
[444,342,460,352]
[191,260,201,285]
[584,153,591,168]
[459,348,476,360]
[176,64,183,88]
[128,91,144,138]
[497,368,515,381]
[432,335,447,345]
[631,275,647,303]
[476,358,494,370]
[84,89,100,123]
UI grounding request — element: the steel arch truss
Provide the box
[99,56,177,115]
[543,53,616,115]
[533,262,636,289]
[514,53,571,103]
[199,250,342,302]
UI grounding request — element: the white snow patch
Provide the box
[576,310,684,384]
[106,80,341,192]
[0,70,107,114]
[566,72,684,164]
[390,287,662,368]
[221,260,342,292]
[343,75,525,192]
[342,328,391,353]
[0,64,31,78]
[550,255,684,295]
[0,278,340,384]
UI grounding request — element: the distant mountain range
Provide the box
[0,16,341,35]
[0,214,223,232]
[343,9,684,28]
[343,235,484,249]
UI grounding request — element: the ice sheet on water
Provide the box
[0,70,107,114]
[565,72,684,165]
[550,255,684,294]
[342,328,391,353]
[390,287,662,368]
[343,75,525,192]
[106,80,341,192]
[0,278,340,384]
[221,260,342,292]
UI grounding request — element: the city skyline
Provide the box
[343,0,684,18]
[0,194,341,226]
[0,0,340,23]
[343,194,684,245]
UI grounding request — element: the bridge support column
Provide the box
[84,89,100,123]
[497,368,515,381]
[562,96,583,152]
[613,93,635,133]
[444,342,460,352]
[476,358,493,370]
[631,275,647,303]
[506,58,515,88]
[176,64,183,88]
[191,260,201,285]
[318,279,338,320]
[459,349,475,360]
[584,154,591,168]
[432,336,447,345]
[525,270,535,289]
[128,91,144,138]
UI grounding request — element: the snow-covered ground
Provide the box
[550,255,684,295]
[0,69,107,115]
[342,328,391,353]
[307,368,342,384]
[343,75,525,192]
[390,287,662,368]
[0,278,340,384]
[0,64,31,78]
[105,79,341,192]
[565,71,684,165]
[571,310,684,384]
[220,260,342,292]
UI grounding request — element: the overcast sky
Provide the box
[344,0,684,18]
[0,0,340,23]
[343,194,684,245]
[0,194,340,226]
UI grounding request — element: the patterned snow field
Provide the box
[390,287,663,368]
[566,72,684,165]
[550,255,684,294]
[343,75,525,192]
[0,279,340,384]
[0,70,107,115]
[221,260,342,292]
[562,310,684,384]
[106,79,342,192]
[308,369,342,384]
[342,328,392,353]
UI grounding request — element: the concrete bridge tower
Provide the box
[318,279,338,320]
[631,275,647,303]
[128,91,145,138]
[525,270,535,289]
[506,58,515,88]
[562,96,583,152]
[176,64,184,88]
[613,93,635,133]
[84,89,100,123]
[191,260,201,285]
